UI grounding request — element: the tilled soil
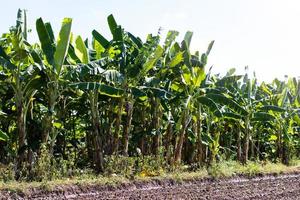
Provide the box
[1,173,300,200]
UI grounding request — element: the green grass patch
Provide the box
[0,159,299,194]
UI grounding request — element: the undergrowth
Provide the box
[0,156,299,193]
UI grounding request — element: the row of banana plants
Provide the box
[0,10,299,174]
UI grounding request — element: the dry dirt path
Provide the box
[2,173,300,199]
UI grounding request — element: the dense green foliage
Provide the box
[0,10,299,180]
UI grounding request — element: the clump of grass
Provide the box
[206,159,300,178]
[207,161,237,178]
[0,163,15,182]
[289,159,300,167]
[159,167,208,181]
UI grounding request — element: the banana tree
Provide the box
[0,9,38,165]
[91,15,163,156]
[68,33,125,171]
[160,30,215,165]
[263,77,300,164]
[34,17,72,151]
[207,70,285,163]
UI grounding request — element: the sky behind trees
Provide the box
[2,0,300,81]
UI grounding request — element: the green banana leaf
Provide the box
[54,18,72,76]
[0,130,8,141]
[259,105,285,112]
[206,93,248,116]
[252,112,275,121]
[36,18,55,64]
[75,35,89,64]
[69,82,124,97]
[92,30,110,48]
[107,14,118,35]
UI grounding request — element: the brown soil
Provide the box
[1,173,300,200]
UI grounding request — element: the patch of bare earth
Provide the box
[1,173,300,200]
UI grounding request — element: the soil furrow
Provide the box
[1,174,300,199]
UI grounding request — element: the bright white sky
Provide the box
[1,0,300,82]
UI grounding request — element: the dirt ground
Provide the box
[1,173,300,200]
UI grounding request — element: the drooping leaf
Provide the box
[252,112,275,122]
[259,105,285,113]
[102,69,124,84]
[206,93,248,116]
[198,96,219,112]
[69,82,124,97]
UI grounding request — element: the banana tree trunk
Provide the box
[237,124,242,162]
[186,122,196,163]
[86,130,93,162]
[123,100,133,156]
[42,86,57,150]
[196,105,203,165]
[276,126,283,161]
[42,114,51,144]
[89,91,103,172]
[17,101,26,166]
[92,118,103,172]
[251,137,255,160]
[165,122,173,164]
[282,123,290,165]
[17,105,25,150]
[174,129,186,165]
[152,98,161,156]
[209,131,220,164]
[138,106,146,155]
[282,141,289,165]
[174,109,190,165]
[243,117,250,163]
[112,98,123,155]
[107,102,114,154]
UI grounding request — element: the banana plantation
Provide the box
[0,10,299,178]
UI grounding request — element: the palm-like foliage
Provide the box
[0,11,299,178]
